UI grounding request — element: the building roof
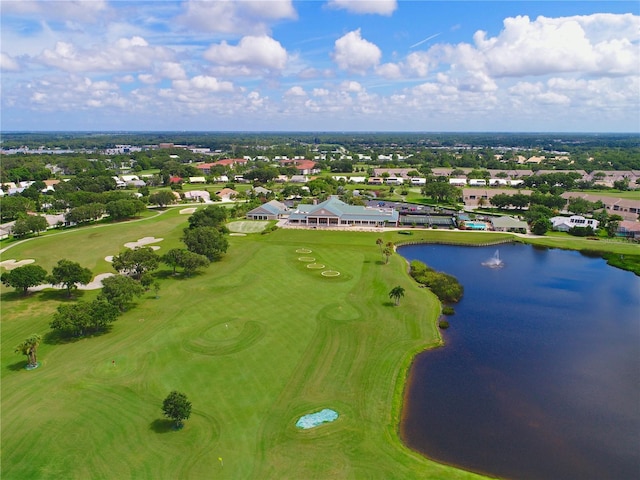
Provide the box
[490,216,528,229]
[290,196,399,223]
[248,200,288,216]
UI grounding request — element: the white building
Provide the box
[550,215,599,232]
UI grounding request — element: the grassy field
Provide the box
[2,215,496,479]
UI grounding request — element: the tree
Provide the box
[12,214,49,238]
[149,190,176,208]
[389,286,405,306]
[531,218,551,235]
[50,299,119,337]
[162,391,192,429]
[99,275,145,311]
[15,334,42,368]
[162,248,185,275]
[49,259,92,297]
[1,264,47,295]
[0,195,33,221]
[383,246,393,264]
[178,251,210,276]
[376,238,383,253]
[105,199,146,220]
[422,182,460,204]
[182,226,228,261]
[112,247,160,279]
[187,205,228,230]
[606,214,623,237]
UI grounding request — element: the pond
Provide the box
[398,243,640,480]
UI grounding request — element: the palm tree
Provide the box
[389,286,405,306]
[15,333,42,368]
[382,241,394,264]
[376,238,383,253]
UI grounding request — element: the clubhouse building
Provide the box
[247,196,399,227]
[285,196,399,227]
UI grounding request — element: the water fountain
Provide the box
[482,249,504,268]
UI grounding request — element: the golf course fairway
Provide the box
[2,211,494,479]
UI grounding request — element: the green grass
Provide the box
[1,218,487,480]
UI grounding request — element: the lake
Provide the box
[398,243,640,480]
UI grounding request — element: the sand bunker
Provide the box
[124,237,163,249]
[180,208,197,215]
[321,270,341,277]
[30,273,115,291]
[0,259,35,270]
[105,256,114,263]
[296,409,339,429]
[229,233,247,236]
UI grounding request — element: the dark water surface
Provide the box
[398,244,640,480]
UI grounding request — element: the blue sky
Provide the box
[1,1,638,132]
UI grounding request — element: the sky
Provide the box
[1,0,639,132]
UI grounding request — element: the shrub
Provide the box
[442,306,455,316]
[438,319,450,329]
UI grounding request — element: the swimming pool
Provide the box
[463,221,487,230]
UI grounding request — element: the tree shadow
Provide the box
[6,360,27,371]
[382,301,396,307]
[0,291,28,302]
[43,327,113,345]
[36,289,88,302]
[149,419,176,433]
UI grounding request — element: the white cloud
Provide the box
[332,29,381,74]
[326,0,397,16]
[285,86,306,97]
[471,13,640,77]
[340,80,364,93]
[158,62,187,80]
[1,52,20,71]
[1,0,109,23]
[204,35,288,73]
[375,62,402,79]
[138,74,157,84]
[179,0,296,34]
[36,37,174,73]
[173,75,234,92]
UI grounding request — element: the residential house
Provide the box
[189,177,207,184]
[561,192,640,221]
[214,158,249,169]
[216,188,239,202]
[289,175,309,183]
[279,159,319,175]
[183,190,211,202]
[490,216,528,233]
[616,220,640,239]
[550,215,599,232]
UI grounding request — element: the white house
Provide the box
[385,177,404,185]
[489,178,508,186]
[550,215,599,232]
[410,177,427,185]
[449,178,467,186]
[469,179,487,187]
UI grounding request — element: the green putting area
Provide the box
[2,216,497,479]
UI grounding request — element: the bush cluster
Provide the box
[409,260,464,303]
